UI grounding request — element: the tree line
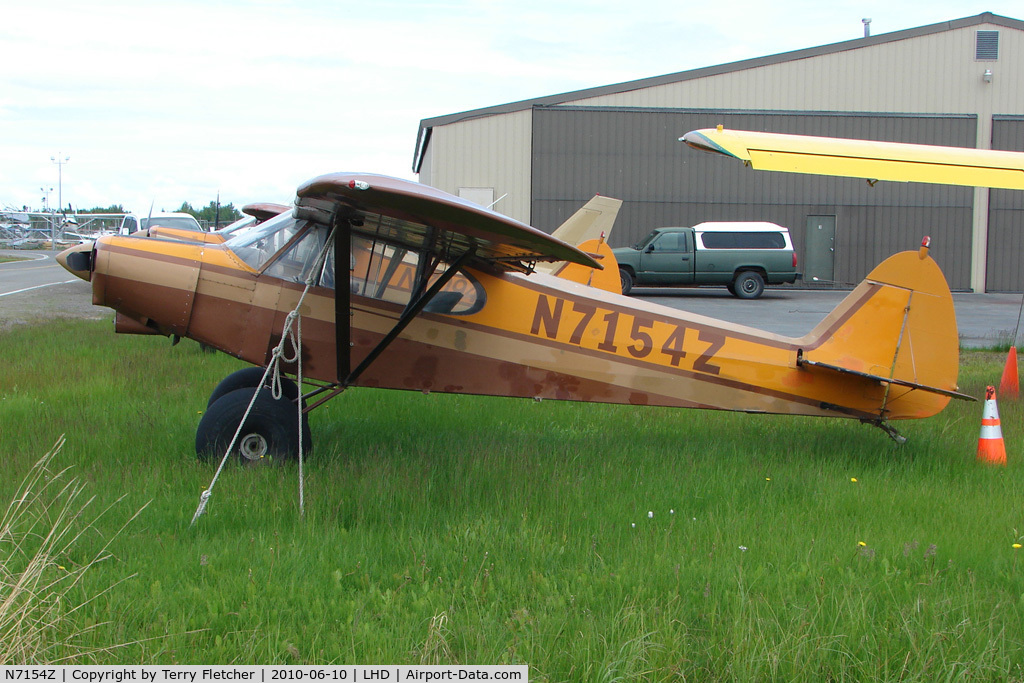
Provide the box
[74,200,242,224]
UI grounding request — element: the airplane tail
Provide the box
[794,239,969,421]
[536,196,623,292]
[548,195,623,246]
[549,235,622,293]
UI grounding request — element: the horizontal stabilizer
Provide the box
[796,354,975,401]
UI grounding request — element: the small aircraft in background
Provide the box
[58,135,981,461]
[141,202,291,243]
[680,126,1024,190]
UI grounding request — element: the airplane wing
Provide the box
[242,202,290,222]
[681,127,1024,190]
[295,173,601,273]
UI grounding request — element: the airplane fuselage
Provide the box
[79,232,955,423]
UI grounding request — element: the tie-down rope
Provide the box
[191,225,338,526]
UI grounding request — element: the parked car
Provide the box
[118,212,203,235]
[613,222,800,298]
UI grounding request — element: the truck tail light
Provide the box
[792,252,798,268]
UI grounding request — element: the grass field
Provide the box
[2,318,1023,679]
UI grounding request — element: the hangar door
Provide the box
[987,116,1024,292]
[530,106,976,290]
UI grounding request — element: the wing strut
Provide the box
[335,216,352,382]
[337,244,477,390]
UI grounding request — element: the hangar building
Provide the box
[413,13,1024,292]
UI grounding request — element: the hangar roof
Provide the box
[413,12,1023,172]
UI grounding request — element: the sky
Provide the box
[1,0,1020,215]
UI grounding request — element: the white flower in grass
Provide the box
[739,546,748,552]
[648,511,653,519]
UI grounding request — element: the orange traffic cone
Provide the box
[977,386,1007,466]
[1000,347,1019,399]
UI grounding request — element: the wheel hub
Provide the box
[238,432,269,461]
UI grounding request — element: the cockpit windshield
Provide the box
[223,212,305,272]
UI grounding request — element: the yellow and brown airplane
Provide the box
[57,150,975,460]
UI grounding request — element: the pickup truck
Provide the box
[613,222,799,298]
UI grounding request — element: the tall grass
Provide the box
[0,437,144,663]
[1,319,1023,678]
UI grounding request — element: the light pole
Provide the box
[50,154,70,248]
[40,186,53,212]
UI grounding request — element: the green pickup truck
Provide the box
[612,222,800,298]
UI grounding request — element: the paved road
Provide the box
[0,249,79,298]
[1,248,1022,347]
[0,249,99,330]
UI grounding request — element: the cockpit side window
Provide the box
[314,233,484,315]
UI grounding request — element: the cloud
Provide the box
[2,0,1020,212]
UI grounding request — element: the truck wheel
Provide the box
[196,387,311,463]
[733,271,765,299]
[619,269,634,295]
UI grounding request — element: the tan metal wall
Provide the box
[418,110,533,221]
[567,23,1022,121]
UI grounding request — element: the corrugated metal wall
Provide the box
[987,115,1024,291]
[568,23,1023,119]
[531,107,975,289]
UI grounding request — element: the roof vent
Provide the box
[976,30,999,60]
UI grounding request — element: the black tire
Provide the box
[619,269,634,295]
[208,367,300,407]
[196,387,312,463]
[732,271,765,299]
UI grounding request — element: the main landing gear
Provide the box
[196,367,312,463]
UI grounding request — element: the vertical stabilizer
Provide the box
[535,195,622,277]
[795,240,965,420]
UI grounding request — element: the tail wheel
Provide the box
[196,387,311,463]
[732,271,765,299]
[619,269,634,295]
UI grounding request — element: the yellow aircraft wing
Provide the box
[681,127,1024,190]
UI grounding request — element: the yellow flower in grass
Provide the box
[851,478,858,483]
[858,541,867,547]
[1013,543,1022,549]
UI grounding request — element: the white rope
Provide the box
[191,226,337,526]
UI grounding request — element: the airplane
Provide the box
[680,126,1024,190]
[142,202,291,243]
[56,156,974,462]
